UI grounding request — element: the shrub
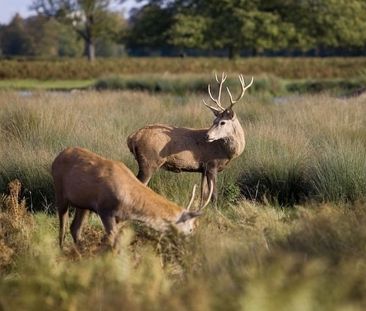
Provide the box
[0,180,34,272]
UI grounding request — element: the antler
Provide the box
[226,74,254,109]
[202,72,227,113]
[186,181,213,211]
[186,184,197,211]
[200,180,214,210]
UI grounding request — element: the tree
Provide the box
[167,14,208,50]
[199,0,293,57]
[129,0,295,58]
[31,0,126,61]
[0,14,33,56]
[264,0,366,53]
[126,3,174,49]
[25,15,82,57]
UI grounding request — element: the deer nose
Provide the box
[205,134,210,141]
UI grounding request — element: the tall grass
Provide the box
[1,91,366,207]
[1,89,366,309]
[2,181,366,310]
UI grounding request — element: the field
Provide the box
[1,85,366,310]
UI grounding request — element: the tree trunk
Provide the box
[86,40,95,62]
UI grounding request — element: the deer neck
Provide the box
[223,118,245,159]
[130,188,182,231]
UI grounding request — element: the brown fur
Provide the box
[52,147,200,248]
[127,109,245,203]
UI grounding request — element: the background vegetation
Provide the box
[1,0,366,60]
[2,57,366,79]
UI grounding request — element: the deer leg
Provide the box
[206,167,218,205]
[57,198,69,249]
[70,209,90,246]
[100,214,118,248]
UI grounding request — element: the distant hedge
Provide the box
[1,57,366,80]
[95,75,366,96]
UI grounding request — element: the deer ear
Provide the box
[176,211,202,224]
[224,109,234,119]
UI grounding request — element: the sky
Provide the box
[0,0,138,24]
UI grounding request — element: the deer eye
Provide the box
[220,121,226,126]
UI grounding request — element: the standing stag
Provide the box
[127,73,253,203]
[52,147,212,249]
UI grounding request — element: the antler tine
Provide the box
[214,72,227,83]
[207,84,225,111]
[202,99,221,114]
[186,184,197,211]
[215,71,220,83]
[200,180,214,210]
[207,72,227,111]
[227,75,254,109]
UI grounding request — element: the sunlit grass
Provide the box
[1,89,366,310]
[2,180,366,310]
[1,91,366,206]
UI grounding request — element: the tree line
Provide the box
[1,0,366,61]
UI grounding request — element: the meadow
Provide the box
[1,87,366,310]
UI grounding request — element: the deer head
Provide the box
[175,182,213,234]
[203,73,253,142]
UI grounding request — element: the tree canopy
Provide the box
[30,0,126,61]
[1,0,366,59]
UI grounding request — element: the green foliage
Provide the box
[0,14,33,56]
[125,0,366,56]
[30,0,127,60]
[126,3,173,48]
[0,15,83,58]
[168,14,208,49]
[95,75,208,94]
[287,78,366,96]
[271,0,366,50]
[95,74,366,97]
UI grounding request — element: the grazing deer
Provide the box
[127,73,253,204]
[51,147,212,249]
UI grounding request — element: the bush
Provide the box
[1,57,366,80]
[0,180,34,272]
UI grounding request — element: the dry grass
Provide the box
[2,183,366,310]
[0,180,34,272]
[1,57,366,79]
[1,91,366,206]
[1,89,366,309]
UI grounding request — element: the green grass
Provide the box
[1,89,366,309]
[2,75,365,97]
[1,90,366,207]
[0,79,95,90]
[2,184,366,310]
